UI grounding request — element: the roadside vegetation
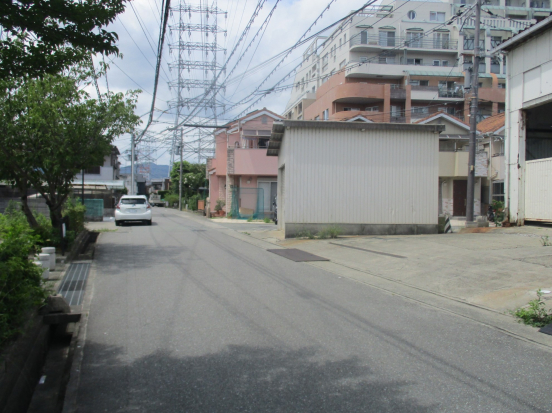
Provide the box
[0,205,50,349]
[296,226,342,240]
[512,289,552,327]
[166,161,207,210]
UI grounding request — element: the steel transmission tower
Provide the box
[168,1,227,167]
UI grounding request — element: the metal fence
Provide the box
[230,187,265,220]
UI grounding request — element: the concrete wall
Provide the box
[278,123,440,236]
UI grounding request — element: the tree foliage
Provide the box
[170,161,206,199]
[0,0,127,79]
[0,71,141,229]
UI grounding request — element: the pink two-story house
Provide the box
[207,108,283,217]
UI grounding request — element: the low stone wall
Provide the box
[0,314,51,413]
[284,223,438,238]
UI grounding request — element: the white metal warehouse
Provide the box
[267,121,445,237]
[493,15,552,224]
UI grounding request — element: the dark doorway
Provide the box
[525,101,552,161]
[453,180,467,216]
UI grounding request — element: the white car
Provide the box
[115,195,152,226]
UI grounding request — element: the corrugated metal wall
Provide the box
[525,157,552,221]
[285,127,439,224]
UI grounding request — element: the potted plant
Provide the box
[491,200,505,226]
[215,199,225,216]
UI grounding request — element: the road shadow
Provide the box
[76,342,437,413]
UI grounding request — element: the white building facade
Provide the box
[494,15,552,224]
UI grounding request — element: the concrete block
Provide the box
[41,295,71,314]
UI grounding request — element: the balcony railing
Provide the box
[350,59,459,68]
[350,35,458,51]
[232,141,270,150]
[438,87,464,98]
[463,38,485,50]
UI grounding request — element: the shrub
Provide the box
[63,197,85,234]
[263,217,271,223]
[215,199,225,212]
[158,190,169,199]
[0,208,48,348]
[317,225,342,239]
[187,194,200,211]
[165,194,179,207]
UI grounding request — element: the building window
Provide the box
[411,80,429,86]
[344,34,346,44]
[407,10,417,19]
[262,115,268,124]
[407,58,423,65]
[379,56,395,64]
[498,83,505,89]
[430,11,446,22]
[406,31,423,48]
[365,106,379,112]
[442,60,449,67]
[301,77,304,91]
[433,32,450,49]
[85,166,101,174]
[323,109,329,120]
[343,107,360,111]
[339,59,347,69]
[322,53,329,69]
[492,181,504,202]
[295,82,300,91]
[379,30,396,47]
[412,107,429,115]
[433,60,441,66]
[314,116,320,120]
[360,56,368,63]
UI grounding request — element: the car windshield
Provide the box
[120,198,147,205]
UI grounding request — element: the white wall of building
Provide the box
[502,20,552,223]
[273,122,442,236]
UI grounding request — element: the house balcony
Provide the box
[232,148,278,176]
[439,151,487,177]
[350,35,458,53]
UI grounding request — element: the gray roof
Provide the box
[267,121,445,157]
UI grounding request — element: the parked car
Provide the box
[115,195,152,226]
[149,193,164,207]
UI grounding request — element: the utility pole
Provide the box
[467,0,482,223]
[131,133,135,196]
[179,128,183,211]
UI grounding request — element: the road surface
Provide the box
[72,208,552,413]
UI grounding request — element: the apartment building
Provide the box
[206,109,283,217]
[284,0,549,124]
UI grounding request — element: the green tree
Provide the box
[0,0,126,79]
[170,161,206,199]
[0,72,141,230]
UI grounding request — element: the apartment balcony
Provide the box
[411,86,465,101]
[346,60,461,79]
[439,151,487,177]
[232,148,278,176]
[350,35,458,53]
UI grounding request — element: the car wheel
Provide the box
[147,220,152,226]
[115,220,121,226]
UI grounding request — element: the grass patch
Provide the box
[263,217,271,223]
[317,225,342,239]
[511,289,552,327]
[242,232,250,236]
[541,236,552,246]
[247,217,253,222]
[92,228,118,233]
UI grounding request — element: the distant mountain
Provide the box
[120,163,170,180]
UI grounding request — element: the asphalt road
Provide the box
[74,208,552,413]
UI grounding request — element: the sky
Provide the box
[93,0,373,170]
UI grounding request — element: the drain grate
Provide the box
[58,263,90,306]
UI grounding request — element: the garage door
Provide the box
[525,157,552,221]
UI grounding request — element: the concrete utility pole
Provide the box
[467,0,482,223]
[131,133,135,196]
[179,129,183,211]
